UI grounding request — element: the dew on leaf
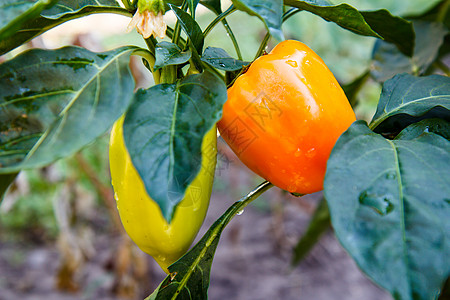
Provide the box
[385,171,396,180]
[359,190,395,216]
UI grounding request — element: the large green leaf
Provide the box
[0,46,136,173]
[371,21,448,82]
[169,4,204,55]
[369,74,450,134]
[154,41,191,71]
[0,0,57,40]
[0,0,129,55]
[123,71,227,222]
[232,0,284,41]
[146,181,273,300]
[201,46,248,71]
[324,120,450,300]
[284,0,414,57]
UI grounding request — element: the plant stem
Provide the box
[254,33,271,60]
[172,0,189,47]
[222,19,243,60]
[227,181,274,221]
[434,60,450,76]
[437,0,450,23]
[202,6,242,60]
[202,61,225,81]
[254,7,303,60]
[121,0,134,11]
[132,48,160,84]
[203,5,237,37]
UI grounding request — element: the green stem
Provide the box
[283,7,302,21]
[254,7,302,60]
[132,48,160,84]
[203,6,236,37]
[121,0,134,11]
[172,0,189,47]
[165,27,187,48]
[434,60,450,76]
[202,6,241,59]
[254,33,271,60]
[160,65,177,84]
[202,61,225,81]
[437,0,450,23]
[222,19,243,60]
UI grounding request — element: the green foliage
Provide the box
[325,121,450,300]
[0,0,129,55]
[201,47,248,71]
[371,21,448,82]
[154,41,192,71]
[0,0,449,299]
[146,182,273,300]
[0,46,136,173]
[369,74,450,134]
[284,0,415,56]
[123,71,227,221]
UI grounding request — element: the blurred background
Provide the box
[0,0,440,299]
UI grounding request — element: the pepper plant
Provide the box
[0,0,449,299]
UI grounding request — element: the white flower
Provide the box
[127,8,166,39]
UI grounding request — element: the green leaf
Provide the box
[0,0,57,40]
[0,172,18,202]
[123,71,227,222]
[200,0,222,14]
[284,0,414,57]
[371,21,448,82]
[0,46,136,173]
[291,197,331,266]
[201,46,248,71]
[40,0,119,18]
[0,0,128,56]
[232,0,284,41]
[369,73,450,134]
[169,4,204,55]
[395,119,450,141]
[154,41,192,71]
[146,181,273,300]
[324,120,450,300]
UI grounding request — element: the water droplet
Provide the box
[359,190,394,215]
[286,60,298,68]
[114,192,119,202]
[237,209,244,216]
[219,63,226,67]
[157,255,166,262]
[306,148,316,158]
[385,172,396,180]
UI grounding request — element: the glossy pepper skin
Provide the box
[109,117,217,272]
[218,40,356,194]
